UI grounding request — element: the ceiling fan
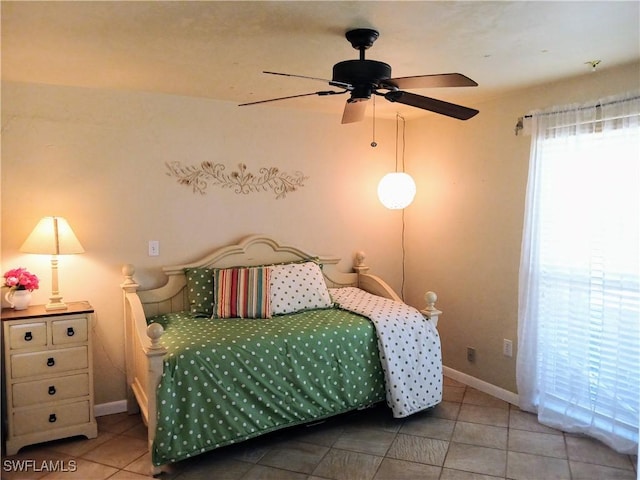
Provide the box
[239,28,479,124]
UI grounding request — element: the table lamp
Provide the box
[20,216,84,310]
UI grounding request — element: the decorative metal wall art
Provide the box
[166,161,308,199]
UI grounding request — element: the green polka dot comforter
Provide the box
[148,307,386,466]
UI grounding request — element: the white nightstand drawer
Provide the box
[8,322,47,350]
[13,373,90,407]
[13,400,90,436]
[52,317,87,345]
[11,346,88,379]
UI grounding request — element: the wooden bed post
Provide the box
[121,265,141,415]
[121,265,167,476]
[145,324,166,476]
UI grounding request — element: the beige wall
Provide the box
[2,60,638,405]
[404,61,640,393]
[1,83,405,405]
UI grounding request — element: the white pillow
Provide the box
[270,261,333,315]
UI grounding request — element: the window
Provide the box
[517,92,639,454]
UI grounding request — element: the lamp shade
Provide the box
[377,172,417,209]
[20,217,84,255]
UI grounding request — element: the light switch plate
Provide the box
[148,240,160,256]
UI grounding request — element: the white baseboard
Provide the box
[94,399,128,417]
[443,366,520,406]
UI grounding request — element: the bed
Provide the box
[121,234,443,475]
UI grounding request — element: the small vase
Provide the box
[5,289,32,310]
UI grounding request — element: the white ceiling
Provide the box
[2,1,639,121]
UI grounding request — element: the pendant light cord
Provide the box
[401,114,406,172]
[395,113,406,173]
[395,113,399,171]
[395,113,407,300]
[401,207,407,300]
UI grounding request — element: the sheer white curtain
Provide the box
[517,92,640,454]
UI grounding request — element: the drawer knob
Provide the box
[24,331,33,341]
[49,414,57,423]
[67,327,75,337]
[47,357,55,367]
[48,385,57,395]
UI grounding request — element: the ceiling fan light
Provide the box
[377,172,416,209]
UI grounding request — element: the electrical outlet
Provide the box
[466,347,476,363]
[148,240,160,257]
[503,339,513,358]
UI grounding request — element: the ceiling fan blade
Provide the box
[385,91,479,120]
[381,73,478,90]
[263,71,351,89]
[239,90,347,106]
[341,99,368,124]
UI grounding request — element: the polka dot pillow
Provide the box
[185,267,214,317]
[270,261,333,315]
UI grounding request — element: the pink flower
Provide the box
[3,268,39,291]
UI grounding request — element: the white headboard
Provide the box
[122,234,385,319]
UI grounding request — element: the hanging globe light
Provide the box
[377,172,416,209]
[377,114,416,209]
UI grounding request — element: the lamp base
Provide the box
[46,302,68,311]
[46,296,68,311]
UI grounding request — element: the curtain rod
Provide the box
[514,94,640,135]
[522,95,640,119]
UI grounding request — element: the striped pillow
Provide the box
[213,267,272,319]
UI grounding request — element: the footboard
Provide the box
[119,235,441,475]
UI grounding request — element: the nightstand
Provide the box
[2,301,98,455]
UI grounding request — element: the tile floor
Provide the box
[2,377,637,480]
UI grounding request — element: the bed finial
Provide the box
[353,251,369,274]
[421,291,442,328]
[121,264,140,292]
[147,323,165,350]
[122,264,135,284]
[424,291,438,311]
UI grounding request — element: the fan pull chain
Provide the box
[371,96,377,147]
